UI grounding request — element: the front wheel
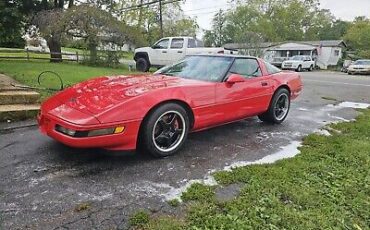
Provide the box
[139,103,189,158]
[136,57,150,72]
[258,88,290,124]
[309,65,314,71]
[296,65,302,72]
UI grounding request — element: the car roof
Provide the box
[188,54,258,59]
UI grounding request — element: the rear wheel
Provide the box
[139,103,189,158]
[258,88,290,124]
[136,57,150,72]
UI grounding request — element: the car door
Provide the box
[167,38,186,64]
[303,56,311,68]
[151,38,170,66]
[215,58,273,123]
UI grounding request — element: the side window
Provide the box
[188,39,196,48]
[170,38,184,49]
[229,58,262,78]
[154,39,169,49]
[264,61,281,75]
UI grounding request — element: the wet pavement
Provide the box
[0,71,369,229]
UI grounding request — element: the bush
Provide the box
[80,49,123,68]
[63,39,87,50]
[358,50,370,59]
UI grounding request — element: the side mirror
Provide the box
[226,74,245,85]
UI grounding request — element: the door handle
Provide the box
[162,51,167,53]
[261,82,268,86]
[177,51,183,53]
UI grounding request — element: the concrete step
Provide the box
[0,91,40,105]
[0,104,40,122]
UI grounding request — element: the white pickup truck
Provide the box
[281,55,316,72]
[134,37,237,72]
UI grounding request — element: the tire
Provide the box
[309,65,314,71]
[139,103,190,158]
[296,65,302,72]
[136,57,150,72]
[258,88,291,124]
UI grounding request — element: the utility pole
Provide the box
[159,0,163,38]
[138,0,143,28]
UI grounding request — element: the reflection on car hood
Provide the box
[54,74,200,115]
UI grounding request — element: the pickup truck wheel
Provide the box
[258,88,290,124]
[296,65,302,72]
[309,65,314,71]
[136,57,150,72]
[139,103,189,158]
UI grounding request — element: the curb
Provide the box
[0,120,38,132]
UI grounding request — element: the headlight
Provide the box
[55,125,76,136]
[55,125,125,137]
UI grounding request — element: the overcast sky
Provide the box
[182,0,370,37]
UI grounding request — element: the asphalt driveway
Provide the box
[0,71,369,230]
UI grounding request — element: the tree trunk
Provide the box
[68,0,74,8]
[47,37,62,63]
[88,43,98,64]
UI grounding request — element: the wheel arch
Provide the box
[134,52,150,63]
[269,84,291,106]
[275,84,291,97]
[137,99,195,147]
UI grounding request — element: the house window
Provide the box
[334,50,340,56]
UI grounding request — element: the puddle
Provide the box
[315,129,331,136]
[337,102,370,109]
[223,141,302,171]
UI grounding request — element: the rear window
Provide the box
[171,38,184,49]
[264,61,281,74]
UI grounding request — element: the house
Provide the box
[224,40,347,69]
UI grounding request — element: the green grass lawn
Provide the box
[0,60,135,99]
[131,109,370,229]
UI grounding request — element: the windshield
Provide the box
[289,56,305,61]
[155,56,234,82]
[353,60,370,65]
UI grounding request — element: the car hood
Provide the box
[283,60,302,64]
[349,65,370,69]
[53,74,199,116]
[135,47,151,53]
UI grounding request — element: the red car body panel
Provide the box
[38,58,303,151]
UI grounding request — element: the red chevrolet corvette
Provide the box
[38,55,302,157]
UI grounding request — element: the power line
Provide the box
[117,0,183,13]
[187,9,222,16]
[183,3,231,13]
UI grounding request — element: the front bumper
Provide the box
[38,112,141,151]
[281,65,298,70]
[348,69,370,75]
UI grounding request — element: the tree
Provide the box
[63,4,134,63]
[0,1,25,48]
[116,0,198,46]
[33,9,65,62]
[204,10,231,47]
[344,18,370,58]
[206,0,339,45]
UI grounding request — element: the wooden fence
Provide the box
[0,48,82,62]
